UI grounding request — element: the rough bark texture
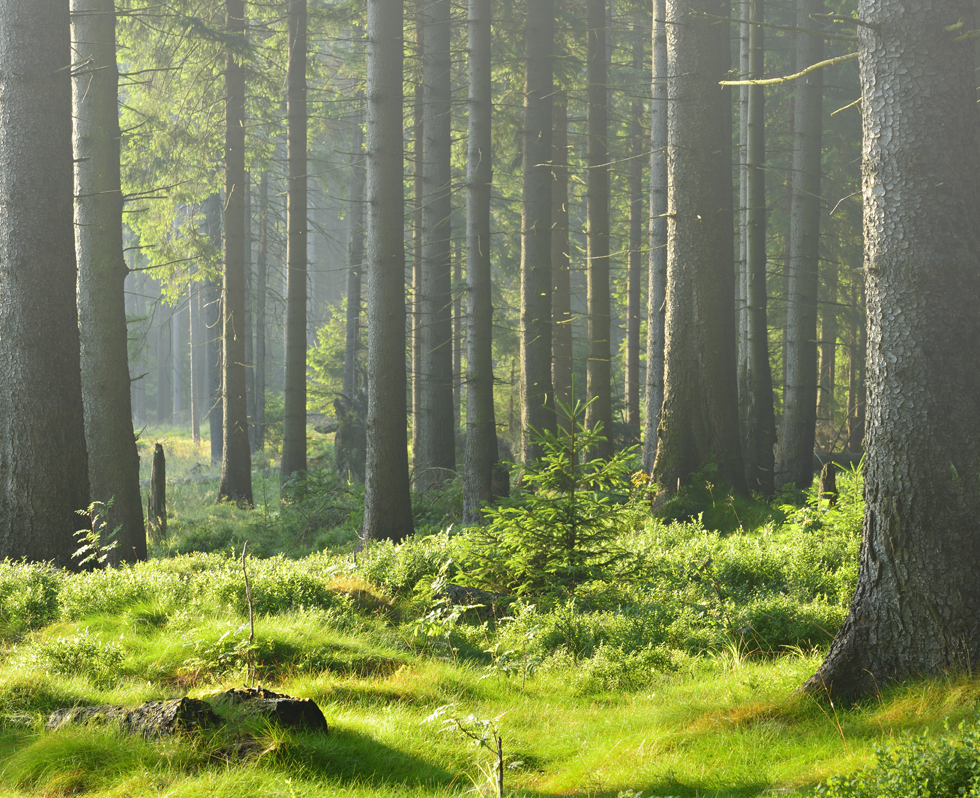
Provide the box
[519,0,555,464]
[217,0,253,505]
[462,0,497,522]
[584,0,613,459]
[418,0,456,492]
[624,24,644,429]
[0,0,90,567]
[652,0,745,492]
[804,0,980,700]
[642,0,667,473]
[776,0,823,489]
[147,443,167,542]
[738,0,775,496]
[551,95,572,426]
[281,0,309,480]
[72,0,146,562]
[362,0,414,542]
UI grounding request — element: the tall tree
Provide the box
[343,94,366,401]
[776,0,824,489]
[738,0,776,495]
[805,0,980,699]
[362,0,414,542]
[642,0,668,472]
[585,0,612,458]
[462,0,496,522]
[281,0,309,479]
[418,0,456,491]
[0,0,90,565]
[624,23,645,429]
[253,170,269,451]
[551,93,572,424]
[217,0,253,504]
[410,12,424,483]
[519,0,556,464]
[653,0,745,492]
[72,0,147,562]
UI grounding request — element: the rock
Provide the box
[438,583,509,621]
[46,697,218,738]
[211,686,328,733]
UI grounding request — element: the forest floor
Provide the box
[0,427,977,797]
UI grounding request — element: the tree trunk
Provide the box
[411,13,424,484]
[147,443,167,542]
[519,0,555,464]
[805,0,980,699]
[776,0,823,489]
[217,0,253,504]
[738,0,775,496]
[156,291,173,425]
[585,0,612,459]
[551,93,572,428]
[190,278,203,444]
[362,0,414,542]
[624,23,644,429]
[418,0,456,492]
[816,256,838,449]
[281,0,308,480]
[453,240,462,436]
[254,171,268,451]
[172,295,183,419]
[846,279,865,452]
[344,93,366,402]
[0,0,90,567]
[244,172,255,449]
[72,0,146,563]
[203,193,224,466]
[642,0,668,473]
[652,0,745,493]
[462,0,497,522]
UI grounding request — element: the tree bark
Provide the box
[411,12,424,484]
[281,0,308,480]
[585,0,613,459]
[418,0,456,492]
[816,256,838,448]
[805,0,980,699]
[462,0,497,522]
[652,0,745,493]
[846,279,865,452]
[625,22,644,429]
[738,0,775,496]
[0,0,90,566]
[254,171,268,451]
[72,0,147,563]
[519,0,555,464]
[362,0,414,542]
[776,0,824,489]
[147,443,167,542]
[551,94,572,428]
[344,93,366,402]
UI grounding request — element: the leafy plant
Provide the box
[464,395,651,596]
[73,500,120,568]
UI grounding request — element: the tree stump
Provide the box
[147,443,166,541]
[819,461,838,506]
[46,697,218,738]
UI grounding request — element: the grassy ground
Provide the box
[0,429,975,797]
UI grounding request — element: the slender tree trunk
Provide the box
[653,0,745,493]
[244,172,255,448]
[362,0,414,542]
[217,0,253,504]
[847,279,865,452]
[520,0,555,464]
[172,295,183,419]
[418,0,455,491]
[551,93,572,426]
[739,0,776,495]
[816,257,838,448]
[344,95,366,401]
[72,0,146,563]
[156,295,173,424]
[776,0,824,489]
[0,0,90,566]
[190,277,203,444]
[463,0,496,522]
[204,194,223,465]
[805,0,980,699]
[625,23,644,429]
[281,0,309,479]
[254,172,268,451]
[643,0,668,472]
[411,13,424,483]
[585,0,612,458]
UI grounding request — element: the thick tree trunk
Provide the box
[281,0,308,480]
[0,0,90,567]
[519,0,555,464]
[217,0,253,504]
[585,0,612,459]
[418,0,455,492]
[805,0,980,700]
[72,0,146,563]
[147,443,167,542]
[738,0,775,496]
[642,0,668,473]
[776,0,823,489]
[652,0,745,493]
[625,23,644,429]
[362,0,414,542]
[551,94,572,427]
[462,0,497,522]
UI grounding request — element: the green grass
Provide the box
[0,430,971,796]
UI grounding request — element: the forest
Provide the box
[1,0,979,794]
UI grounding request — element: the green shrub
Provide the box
[0,562,62,638]
[356,530,460,598]
[33,630,123,688]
